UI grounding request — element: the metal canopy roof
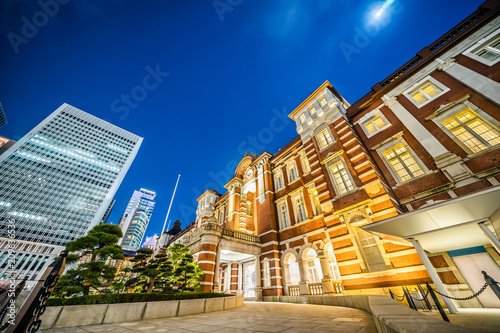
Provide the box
[363,186,500,253]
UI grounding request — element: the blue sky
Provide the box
[0,0,484,242]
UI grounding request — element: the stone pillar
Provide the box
[231,263,238,294]
[237,262,243,295]
[437,57,500,106]
[297,259,309,295]
[255,256,263,300]
[198,221,221,292]
[478,222,500,254]
[318,254,335,294]
[212,248,221,293]
[410,238,457,313]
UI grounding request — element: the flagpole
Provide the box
[161,174,180,235]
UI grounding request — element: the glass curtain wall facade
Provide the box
[0,103,142,284]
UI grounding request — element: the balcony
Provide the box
[203,222,260,243]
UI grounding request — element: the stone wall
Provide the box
[40,295,244,329]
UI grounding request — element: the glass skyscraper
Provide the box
[0,103,142,284]
[0,102,7,128]
[118,188,156,252]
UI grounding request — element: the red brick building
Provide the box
[164,1,500,309]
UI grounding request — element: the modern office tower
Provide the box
[0,103,142,285]
[100,199,116,224]
[118,188,156,252]
[0,103,7,128]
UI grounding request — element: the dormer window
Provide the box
[299,113,306,124]
[308,105,316,116]
[319,97,327,107]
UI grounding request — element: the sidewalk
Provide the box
[422,308,500,332]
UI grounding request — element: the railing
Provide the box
[203,222,260,243]
[288,285,300,296]
[308,283,323,295]
[333,280,344,294]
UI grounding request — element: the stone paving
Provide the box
[424,308,500,332]
[41,302,377,333]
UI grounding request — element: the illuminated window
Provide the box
[363,114,389,135]
[274,170,284,190]
[278,201,290,229]
[263,259,271,287]
[319,97,327,107]
[299,113,306,124]
[317,128,334,149]
[288,163,298,183]
[356,227,387,272]
[326,246,341,280]
[301,154,311,174]
[382,143,424,182]
[308,187,322,216]
[246,201,252,216]
[409,82,443,105]
[464,29,500,66]
[474,38,500,62]
[441,107,500,153]
[294,195,307,223]
[329,161,354,195]
[308,105,316,116]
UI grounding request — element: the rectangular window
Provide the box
[299,113,306,124]
[441,107,500,153]
[363,114,388,135]
[308,105,316,116]
[317,128,334,149]
[288,164,298,183]
[301,155,311,174]
[356,228,387,272]
[275,172,284,190]
[382,143,424,182]
[295,195,307,223]
[319,97,327,107]
[279,202,290,229]
[409,82,443,105]
[329,161,354,195]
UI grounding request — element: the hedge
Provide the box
[47,292,230,306]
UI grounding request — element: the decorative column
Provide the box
[237,262,243,295]
[478,221,500,254]
[198,217,221,292]
[283,263,291,295]
[212,247,221,293]
[437,57,500,106]
[410,238,457,313]
[317,253,335,294]
[297,259,309,296]
[254,256,263,300]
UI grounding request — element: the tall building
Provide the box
[0,103,143,285]
[0,103,7,128]
[0,136,16,155]
[118,188,156,252]
[164,1,500,310]
[100,199,116,224]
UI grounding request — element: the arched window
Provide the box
[326,244,341,281]
[304,249,322,283]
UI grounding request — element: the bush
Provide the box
[47,292,230,306]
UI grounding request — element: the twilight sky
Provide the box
[0,0,484,243]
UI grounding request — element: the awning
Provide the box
[363,186,500,253]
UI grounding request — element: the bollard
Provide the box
[426,282,449,322]
[482,271,500,300]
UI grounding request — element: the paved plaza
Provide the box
[424,308,500,332]
[41,302,377,333]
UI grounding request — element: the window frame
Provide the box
[300,153,311,175]
[287,161,299,184]
[375,135,429,185]
[402,76,450,108]
[291,192,307,224]
[428,99,500,156]
[316,126,335,150]
[357,108,391,138]
[463,28,500,66]
[277,199,290,230]
[326,157,356,197]
[274,169,285,191]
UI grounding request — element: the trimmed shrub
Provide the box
[47,292,230,307]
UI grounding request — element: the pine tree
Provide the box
[167,244,204,292]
